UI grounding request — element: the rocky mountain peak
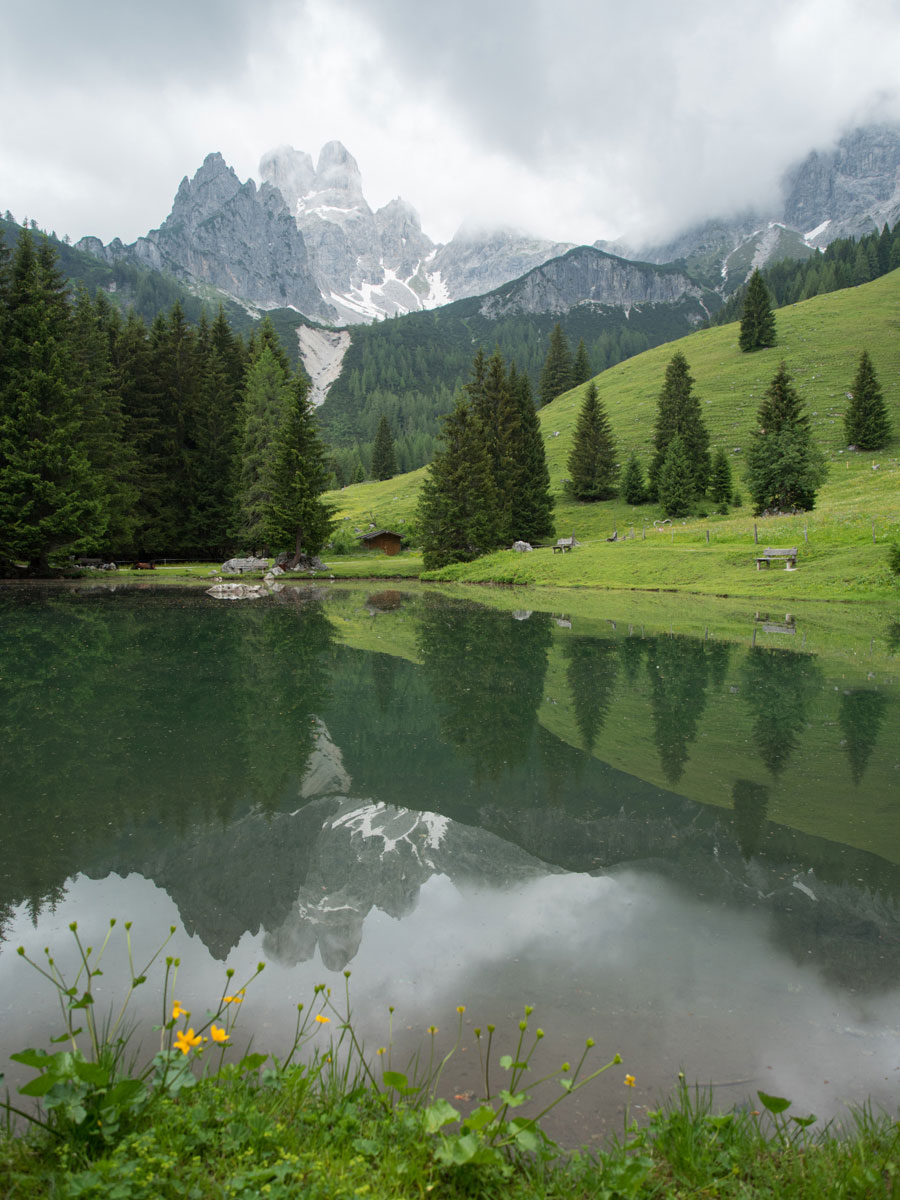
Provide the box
[172,151,244,213]
[258,144,316,217]
[311,140,365,207]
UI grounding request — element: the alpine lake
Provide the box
[1,579,899,1145]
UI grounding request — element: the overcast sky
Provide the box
[3,0,900,249]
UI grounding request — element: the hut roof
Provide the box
[358,529,403,542]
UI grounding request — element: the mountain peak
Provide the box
[313,140,364,202]
[258,144,315,216]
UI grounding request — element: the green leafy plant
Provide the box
[4,920,265,1152]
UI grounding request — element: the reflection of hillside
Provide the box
[61,705,900,989]
[3,586,899,992]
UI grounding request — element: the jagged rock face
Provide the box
[431,227,574,301]
[260,143,571,320]
[782,126,900,241]
[479,246,703,318]
[257,144,316,217]
[77,153,335,321]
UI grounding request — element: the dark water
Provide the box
[1,582,898,1140]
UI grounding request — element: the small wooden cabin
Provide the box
[358,529,404,556]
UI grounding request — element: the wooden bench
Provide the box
[755,547,798,570]
[554,537,576,553]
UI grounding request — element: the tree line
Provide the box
[416,348,555,568]
[566,275,891,518]
[0,229,332,574]
[320,301,702,477]
[712,222,900,327]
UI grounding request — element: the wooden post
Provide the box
[804,525,808,544]
[642,524,646,540]
[671,528,674,543]
[706,528,710,544]
[630,525,634,539]
[753,523,758,545]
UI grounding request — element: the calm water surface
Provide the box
[1,582,898,1140]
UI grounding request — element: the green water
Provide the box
[1,582,898,1137]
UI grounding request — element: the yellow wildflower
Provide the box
[174,1028,202,1055]
[314,1014,330,1024]
[456,1005,466,1014]
[624,1074,636,1088]
[210,1024,230,1044]
[172,1001,186,1019]
[223,994,243,1004]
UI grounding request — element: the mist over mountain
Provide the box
[73,123,900,335]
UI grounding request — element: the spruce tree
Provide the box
[265,371,335,565]
[738,269,776,352]
[657,435,695,517]
[235,346,291,552]
[504,368,554,543]
[744,362,827,515]
[566,381,618,500]
[416,395,500,569]
[572,338,591,386]
[0,230,107,572]
[538,322,573,406]
[69,285,139,553]
[709,448,734,509]
[844,350,891,449]
[649,352,710,499]
[370,412,398,480]
[621,450,646,504]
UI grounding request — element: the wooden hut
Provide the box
[358,529,404,556]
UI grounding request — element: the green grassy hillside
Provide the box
[328,271,900,602]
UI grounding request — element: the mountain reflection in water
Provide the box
[1,583,898,1133]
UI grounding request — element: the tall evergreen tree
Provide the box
[504,368,555,543]
[370,412,398,480]
[571,338,592,386]
[184,337,240,557]
[649,352,710,499]
[0,231,107,572]
[416,394,501,569]
[709,447,734,509]
[657,435,695,517]
[744,362,827,515]
[235,346,291,552]
[844,350,891,449]
[538,322,573,406]
[566,381,618,500]
[265,371,335,565]
[738,268,776,352]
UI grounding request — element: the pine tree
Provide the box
[844,350,891,449]
[656,435,695,517]
[68,285,139,553]
[265,371,335,565]
[738,269,777,352]
[566,381,618,500]
[649,352,710,499]
[504,368,554,543]
[744,362,827,515]
[0,230,107,572]
[538,322,573,406]
[621,451,646,504]
[235,346,291,552]
[416,395,501,569]
[370,412,398,480]
[572,338,591,386]
[709,448,734,509]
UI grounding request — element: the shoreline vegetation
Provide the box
[2,924,898,1199]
